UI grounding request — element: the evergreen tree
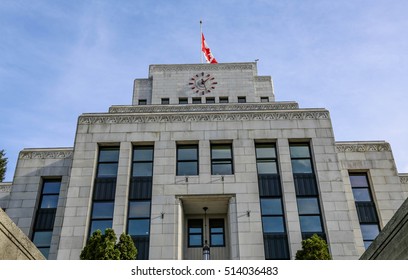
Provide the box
[0,149,7,182]
[295,234,332,260]
[80,228,137,260]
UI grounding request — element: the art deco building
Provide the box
[1,62,407,260]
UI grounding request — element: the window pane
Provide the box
[299,216,322,232]
[261,198,282,215]
[177,146,198,160]
[189,235,202,247]
[40,195,59,209]
[297,198,320,215]
[262,217,285,233]
[133,148,153,161]
[290,145,310,158]
[350,175,369,187]
[257,161,277,174]
[211,145,232,159]
[361,224,380,241]
[97,163,118,177]
[33,231,53,247]
[211,234,225,246]
[177,162,198,176]
[188,220,202,233]
[92,202,114,219]
[255,146,276,159]
[291,159,312,173]
[128,201,151,218]
[43,181,61,194]
[128,219,150,236]
[90,220,112,235]
[99,149,119,162]
[212,163,233,175]
[39,247,50,259]
[352,188,371,202]
[133,163,153,177]
[210,219,224,233]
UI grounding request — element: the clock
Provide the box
[189,72,217,95]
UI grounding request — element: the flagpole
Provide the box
[200,20,203,63]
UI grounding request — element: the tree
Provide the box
[0,149,7,182]
[80,228,137,260]
[295,234,331,260]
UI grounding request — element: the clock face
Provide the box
[189,72,217,95]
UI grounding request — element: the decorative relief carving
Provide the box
[79,111,329,125]
[400,176,408,184]
[109,103,299,114]
[0,184,12,193]
[255,76,271,81]
[335,143,391,153]
[19,150,73,160]
[149,63,255,74]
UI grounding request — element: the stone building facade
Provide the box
[1,62,407,260]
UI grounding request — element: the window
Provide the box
[138,99,147,105]
[206,97,215,103]
[349,173,380,249]
[238,96,246,103]
[219,97,228,103]
[179,98,188,104]
[211,143,233,175]
[89,147,119,236]
[177,144,199,176]
[210,219,225,247]
[188,219,203,247]
[127,145,154,260]
[290,143,326,240]
[32,179,61,259]
[161,98,169,105]
[256,143,289,260]
[261,97,269,102]
[192,97,202,104]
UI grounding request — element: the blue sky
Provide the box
[1,0,407,182]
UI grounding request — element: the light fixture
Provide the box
[203,206,210,260]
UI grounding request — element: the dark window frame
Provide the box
[209,219,226,247]
[219,97,229,103]
[138,99,147,105]
[238,96,246,103]
[176,144,199,176]
[188,219,203,248]
[206,97,215,103]
[261,97,269,102]
[179,98,188,104]
[210,143,234,175]
[192,97,202,104]
[161,98,170,105]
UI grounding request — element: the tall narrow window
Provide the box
[188,219,203,247]
[177,144,199,176]
[290,143,326,240]
[32,179,61,259]
[128,145,154,259]
[211,143,233,175]
[209,219,225,247]
[349,173,380,249]
[89,147,119,236]
[256,143,289,259]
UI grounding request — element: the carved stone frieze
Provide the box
[109,102,299,114]
[149,62,256,74]
[79,110,329,125]
[400,176,408,184]
[335,143,391,153]
[19,150,73,160]
[0,184,12,193]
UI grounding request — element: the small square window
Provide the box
[219,97,229,103]
[179,98,188,104]
[238,96,246,103]
[261,97,269,102]
[192,97,202,104]
[206,97,215,103]
[161,98,169,104]
[138,99,147,105]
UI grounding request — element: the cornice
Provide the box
[149,62,256,75]
[109,102,299,114]
[79,110,329,125]
[335,142,391,153]
[19,149,73,160]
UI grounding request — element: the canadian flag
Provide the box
[201,33,218,64]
